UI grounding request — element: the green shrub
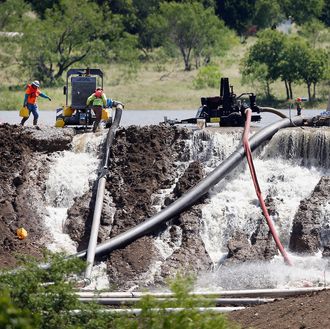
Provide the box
[0,255,240,329]
[113,275,240,329]
[193,65,221,89]
[0,290,35,329]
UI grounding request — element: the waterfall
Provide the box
[261,127,330,168]
[44,132,105,253]
[196,127,330,289]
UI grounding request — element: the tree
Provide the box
[20,0,124,85]
[241,29,286,98]
[0,0,30,31]
[299,19,329,48]
[320,0,330,26]
[298,47,329,100]
[149,1,233,71]
[280,0,325,25]
[253,0,283,29]
[277,37,307,99]
[0,254,94,329]
[241,60,273,99]
[25,0,59,19]
[216,0,256,35]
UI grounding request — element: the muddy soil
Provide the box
[1,123,330,328]
[229,289,330,329]
[0,123,73,267]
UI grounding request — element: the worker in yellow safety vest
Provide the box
[86,87,107,132]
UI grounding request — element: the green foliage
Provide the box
[298,19,329,47]
[254,0,283,29]
[0,0,31,31]
[297,46,329,100]
[241,29,286,97]
[241,62,273,99]
[0,255,240,329]
[216,0,256,34]
[0,290,35,328]
[26,0,59,19]
[148,2,234,71]
[242,29,329,100]
[280,0,325,24]
[0,88,22,110]
[0,254,87,329]
[110,32,141,80]
[113,275,239,329]
[193,65,221,89]
[19,0,126,85]
[320,0,330,26]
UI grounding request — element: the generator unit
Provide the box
[55,68,111,128]
[165,77,261,127]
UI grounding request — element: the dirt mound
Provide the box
[0,124,73,267]
[1,123,330,327]
[65,125,213,289]
[229,289,330,329]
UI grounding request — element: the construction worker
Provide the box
[295,97,303,116]
[86,87,107,132]
[21,80,51,126]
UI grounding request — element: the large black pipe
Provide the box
[75,116,305,259]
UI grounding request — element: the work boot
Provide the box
[20,117,28,126]
[33,118,38,126]
[92,121,99,133]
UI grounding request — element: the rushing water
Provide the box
[194,127,330,290]
[34,110,330,290]
[44,133,104,253]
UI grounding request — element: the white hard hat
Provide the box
[32,80,40,88]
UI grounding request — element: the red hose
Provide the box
[243,108,292,265]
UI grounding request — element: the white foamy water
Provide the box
[44,132,105,253]
[196,251,330,290]
[194,127,330,289]
[83,261,110,290]
[188,129,242,171]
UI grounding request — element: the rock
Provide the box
[289,177,330,254]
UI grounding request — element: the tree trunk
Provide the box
[284,80,290,99]
[181,47,191,71]
[312,82,316,100]
[307,82,312,101]
[288,81,293,99]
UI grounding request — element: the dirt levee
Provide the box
[0,124,73,267]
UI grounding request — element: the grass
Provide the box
[0,39,329,111]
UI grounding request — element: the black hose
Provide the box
[103,106,122,169]
[75,116,305,259]
[259,107,288,119]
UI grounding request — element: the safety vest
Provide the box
[25,84,41,104]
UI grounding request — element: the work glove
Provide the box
[48,97,52,101]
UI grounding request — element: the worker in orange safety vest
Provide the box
[21,80,51,126]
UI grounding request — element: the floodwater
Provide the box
[0,109,325,128]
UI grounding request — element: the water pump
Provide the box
[164,77,261,127]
